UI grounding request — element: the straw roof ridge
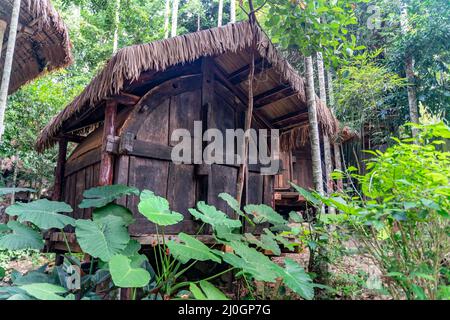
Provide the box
[0,0,73,93]
[36,21,337,152]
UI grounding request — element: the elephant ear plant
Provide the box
[0,184,317,300]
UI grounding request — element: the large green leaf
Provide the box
[218,193,244,216]
[0,221,44,250]
[244,233,281,256]
[189,202,241,229]
[138,190,183,226]
[13,270,57,286]
[0,224,9,233]
[0,188,35,196]
[109,254,151,288]
[221,241,280,282]
[20,283,67,300]
[79,185,140,209]
[214,225,243,242]
[166,233,221,264]
[244,204,286,225]
[0,266,5,279]
[190,281,229,300]
[92,203,135,226]
[6,199,75,230]
[289,183,321,206]
[281,258,314,300]
[75,216,130,262]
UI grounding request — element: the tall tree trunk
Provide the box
[304,56,324,196]
[405,56,419,136]
[327,69,343,191]
[230,0,236,23]
[112,0,121,53]
[197,14,201,31]
[171,0,179,37]
[218,0,224,26]
[316,52,334,202]
[164,0,171,38]
[0,0,21,142]
[400,2,419,137]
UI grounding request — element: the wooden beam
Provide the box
[52,139,67,201]
[228,59,271,85]
[99,100,117,186]
[59,133,85,144]
[271,110,309,127]
[212,62,274,129]
[107,92,140,106]
[254,85,296,109]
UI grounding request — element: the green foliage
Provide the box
[20,283,67,301]
[244,204,286,225]
[220,241,281,283]
[334,53,407,144]
[138,190,183,226]
[280,258,315,300]
[0,188,35,196]
[0,221,44,251]
[293,123,450,300]
[266,0,368,66]
[189,202,242,229]
[79,185,140,209]
[6,200,75,230]
[166,233,221,264]
[244,233,281,256]
[75,216,130,262]
[109,254,151,288]
[189,281,229,300]
[92,203,135,226]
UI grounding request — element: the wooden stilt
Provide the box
[99,100,117,186]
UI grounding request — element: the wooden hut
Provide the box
[0,0,72,94]
[36,22,337,243]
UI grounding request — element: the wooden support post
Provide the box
[99,100,117,186]
[52,139,68,201]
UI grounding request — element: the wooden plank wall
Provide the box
[126,89,202,235]
[62,149,101,228]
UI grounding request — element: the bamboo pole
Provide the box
[236,2,257,206]
[99,100,117,186]
[0,0,21,141]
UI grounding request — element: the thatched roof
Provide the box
[0,0,72,94]
[36,21,338,152]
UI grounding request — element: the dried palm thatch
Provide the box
[0,0,72,94]
[280,97,339,151]
[36,21,337,152]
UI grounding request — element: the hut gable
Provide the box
[36,21,337,152]
[0,0,73,94]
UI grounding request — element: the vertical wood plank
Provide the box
[84,165,94,218]
[115,155,130,207]
[52,139,67,201]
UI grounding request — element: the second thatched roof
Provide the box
[0,0,72,94]
[36,21,338,152]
